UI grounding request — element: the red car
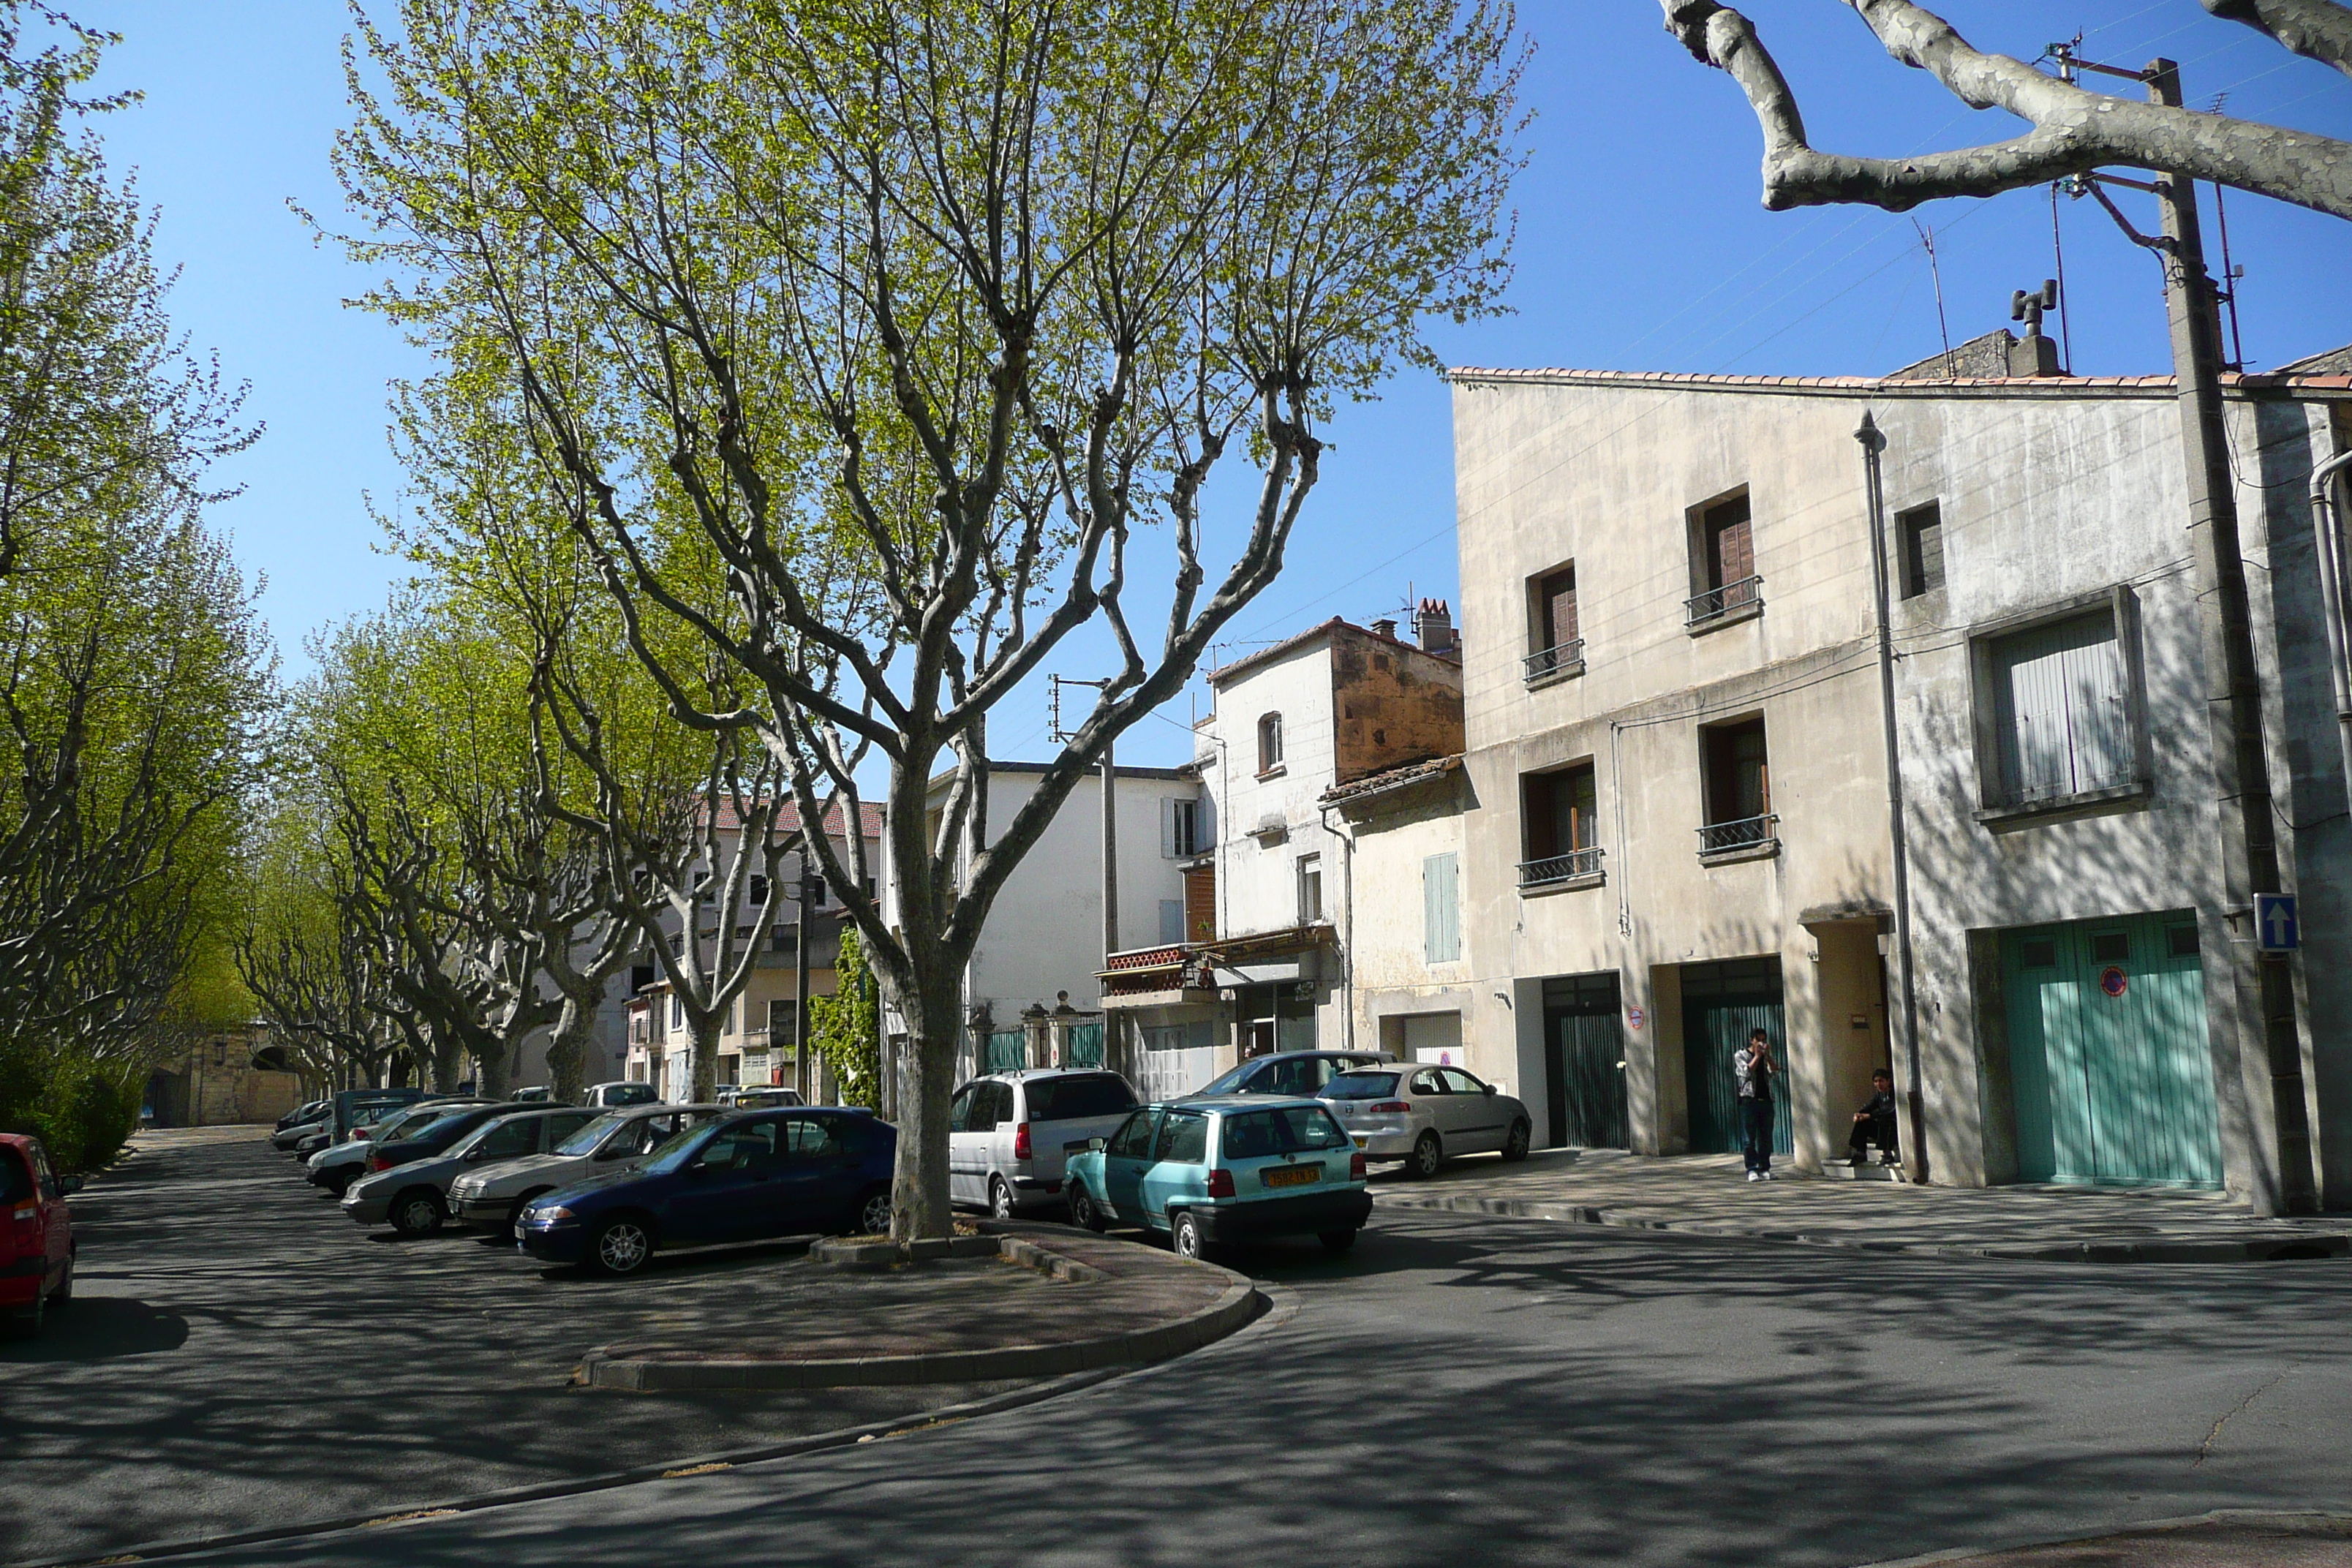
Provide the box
[2,1132,78,1335]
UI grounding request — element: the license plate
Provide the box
[1262,1164,1321,1189]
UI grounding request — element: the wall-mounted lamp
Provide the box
[1492,990,1512,1009]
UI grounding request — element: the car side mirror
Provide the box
[59,1175,83,1195]
[685,1161,711,1179]
[1484,1084,1496,1095]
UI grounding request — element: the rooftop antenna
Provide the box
[1912,219,1954,377]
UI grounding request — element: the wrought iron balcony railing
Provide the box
[1697,814,1779,856]
[1518,847,1605,889]
[1685,575,1763,626]
[1522,638,1586,683]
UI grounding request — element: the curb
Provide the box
[580,1248,1256,1391]
[1853,1507,2352,1567]
[1373,1192,2352,1264]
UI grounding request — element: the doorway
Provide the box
[1680,957,1790,1155]
[1542,972,1627,1150]
[1999,912,2220,1187]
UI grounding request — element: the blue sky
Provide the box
[80,1,2352,769]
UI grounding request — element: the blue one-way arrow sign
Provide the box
[2255,893,2299,953]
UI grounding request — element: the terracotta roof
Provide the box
[1319,753,1464,808]
[1446,366,2352,398]
[702,797,885,840]
[1208,615,1459,687]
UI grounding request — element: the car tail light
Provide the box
[1012,1122,1031,1161]
[1370,1101,1411,1115]
[369,1154,391,1172]
[1206,1168,1235,1199]
[1350,1153,1367,1180]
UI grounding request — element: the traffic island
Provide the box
[579,1221,1255,1392]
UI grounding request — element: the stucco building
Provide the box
[1447,337,2352,1210]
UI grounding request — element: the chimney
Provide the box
[1414,598,1456,656]
[1370,617,1398,641]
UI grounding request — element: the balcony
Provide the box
[1697,813,1779,863]
[1518,847,1605,893]
[1522,638,1586,687]
[1685,575,1763,633]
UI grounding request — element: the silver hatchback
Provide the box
[1319,1063,1533,1178]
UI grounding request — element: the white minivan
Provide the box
[949,1068,1142,1218]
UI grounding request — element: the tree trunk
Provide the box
[477,1036,516,1100]
[886,972,960,1242]
[690,1014,724,1101]
[544,995,595,1103]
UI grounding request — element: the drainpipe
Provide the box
[2310,442,2352,809]
[1856,412,1927,1183]
[1319,801,1357,1052]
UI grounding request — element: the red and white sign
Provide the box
[1627,1005,1646,1031]
[2100,965,2129,999]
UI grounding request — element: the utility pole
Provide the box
[2144,58,2315,1213]
[794,859,817,1102]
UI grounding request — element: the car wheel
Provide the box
[988,1176,1017,1221]
[327,1169,358,1196]
[589,1215,655,1276]
[1319,1228,1359,1254]
[1169,1209,1205,1260]
[857,1188,894,1236]
[1407,1131,1443,1180]
[1067,1181,1107,1233]
[1501,1119,1531,1163]
[389,1188,447,1237]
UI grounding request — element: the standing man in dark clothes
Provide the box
[1847,1068,1900,1166]
[1735,1028,1776,1182]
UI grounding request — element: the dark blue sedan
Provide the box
[517,1108,896,1275]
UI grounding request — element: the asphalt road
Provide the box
[20,1129,2352,1568]
[0,1128,1030,1567]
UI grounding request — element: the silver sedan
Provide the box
[1318,1063,1533,1178]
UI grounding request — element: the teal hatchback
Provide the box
[1063,1096,1371,1258]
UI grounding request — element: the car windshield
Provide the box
[1219,1105,1352,1156]
[1191,1062,1254,1097]
[1321,1071,1401,1099]
[1025,1075,1137,1122]
[370,1109,437,1140]
[556,1112,628,1156]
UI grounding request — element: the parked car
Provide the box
[449,1105,723,1238]
[272,1108,332,1153]
[1186,1050,1395,1100]
[330,1086,429,1139]
[1,1133,77,1336]
[1063,1097,1370,1257]
[305,1099,497,1194]
[355,1102,524,1185]
[1318,1063,1532,1177]
[277,1099,331,1132]
[344,1106,605,1236]
[509,1086,553,1103]
[516,1107,895,1275]
[948,1068,1141,1218]
[718,1086,804,1109]
[582,1081,660,1109]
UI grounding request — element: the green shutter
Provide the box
[1424,853,1460,964]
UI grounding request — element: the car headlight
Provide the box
[528,1205,573,1224]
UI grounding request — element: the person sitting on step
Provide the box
[1846,1069,1899,1166]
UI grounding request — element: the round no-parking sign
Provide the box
[1627,1005,1646,1031]
[2100,965,2128,999]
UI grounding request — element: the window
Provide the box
[1687,491,1760,624]
[1439,1067,1487,1096]
[2168,924,2200,958]
[1023,1074,1138,1121]
[1153,1109,1210,1164]
[1699,718,1775,854]
[1257,712,1284,774]
[670,993,683,1029]
[2021,938,2059,968]
[1899,502,1945,598]
[1158,899,1184,944]
[1526,563,1583,681]
[2090,931,2130,964]
[1423,851,1460,963]
[1107,1109,1159,1158]
[1162,796,1205,857]
[1986,608,2137,809]
[1297,853,1323,923]
[1520,763,1601,886]
[768,999,798,1044]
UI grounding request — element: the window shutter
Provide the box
[1159,899,1183,944]
[1551,581,1578,647]
[1425,852,1460,964]
[1160,796,1177,858]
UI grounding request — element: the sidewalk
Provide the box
[1371,1148,2352,1262]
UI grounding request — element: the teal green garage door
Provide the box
[2000,911,2220,1188]
[1542,973,1627,1150]
[1681,958,1791,1156]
